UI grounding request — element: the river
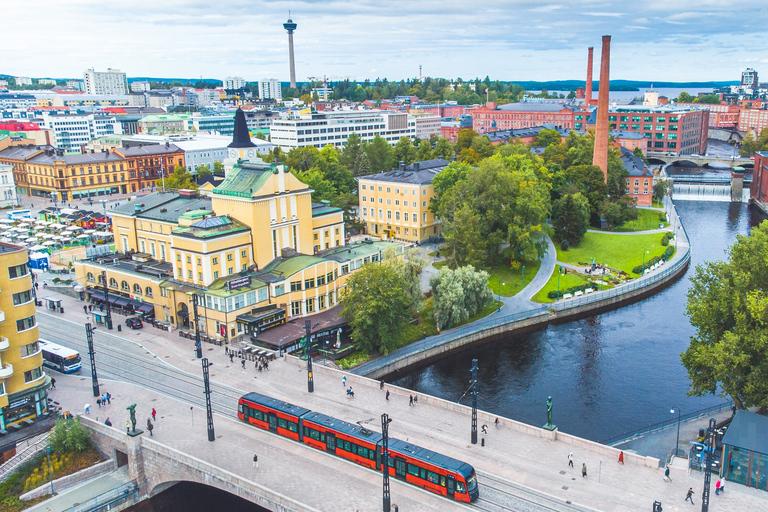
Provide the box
[391,201,766,443]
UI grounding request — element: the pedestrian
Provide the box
[495,418,500,429]
[101,393,106,405]
[409,395,413,406]
[85,403,90,414]
[715,477,721,495]
[264,360,268,370]
[481,424,488,435]
[126,421,130,433]
[147,420,153,436]
[50,378,56,389]
[664,465,671,482]
[229,353,234,363]
[104,417,112,427]
[106,393,111,404]
[582,463,587,478]
[413,395,418,405]
[718,477,725,494]
[151,408,156,421]
[380,380,384,390]
[618,451,624,464]
[225,346,229,356]
[685,487,694,504]
[96,397,101,408]
[241,359,246,369]
[342,375,346,387]
[89,304,93,312]
[43,282,47,288]
[83,305,88,314]
[34,282,39,290]
[386,390,390,401]
[258,363,262,372]
[568,452,574,468]
[253,453,258,469]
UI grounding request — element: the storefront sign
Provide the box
[227,276,251,291]
[9,397,29,409]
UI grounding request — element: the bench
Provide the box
[574,291,584,297]
[562,293,573,300]
[584,288,594,294]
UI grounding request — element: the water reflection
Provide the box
[392,202,767,441]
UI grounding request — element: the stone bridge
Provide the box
[647,152,752,168]
[81,417,319,512]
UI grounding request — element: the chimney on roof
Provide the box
[413,162,420,171]
[585,46,594,109]
[592,36,611,182]
[399,161,406,171]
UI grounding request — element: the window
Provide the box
[133,283,142,294]
[187,256,192,264]
[304,278,315,289]
[291,281,302,292]
[327,272,334,283]
[319,295,326,309]
[241,250,247,258]
[20,341,39,357]
[274,284,285,295]
[109,277,118,287]
[188,270,193,279]
[291,301,302,315]
[306,298,315,313]
[121,280,129,291]
[176,254,181,262]
[12,290,32,306]
[227,254,233,261]
[213,271,219,279]
[212,257,218,265]
[145,287,153,297]
[317,275,326,286]
[24,367,43,383]
[423,212,428,223]
[8,264,28,279]
[16,315,36,332]
[87,272,95,282]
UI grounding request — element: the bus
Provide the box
[38,339,82,373]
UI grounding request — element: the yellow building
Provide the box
[358,159,449,243]
[0,244,49,428]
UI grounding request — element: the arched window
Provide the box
[109,277,118,288]
[145,287,153,298]
[86,272,95,282]
[98,274,105,284]
[133,283,142,294]
[121,280,129,291]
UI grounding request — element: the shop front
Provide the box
[235,305,286,336]
[0,377,50,430]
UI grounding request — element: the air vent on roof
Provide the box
[160,208,167,213]
[186,208,191,212]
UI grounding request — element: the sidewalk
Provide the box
[24,466,131,512]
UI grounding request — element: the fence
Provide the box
[598,400,733,446]
[63,481,139,512]
[0,432,51,482]
[356,200,692,377]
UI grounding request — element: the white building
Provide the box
[0,94,37,109]
[40,112,122,151]
[223,76,245,90]
[83,68,128,95]
[269,110,441,150]
[66,79,84,91]
[194,89,222,106]
[130,81,150,93]
[15,77,32,86]
[0,165,18,208]
[38,79,56,86]
[258,79,282,101]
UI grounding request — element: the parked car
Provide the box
[125,317,143,329]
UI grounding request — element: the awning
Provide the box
[137,304,154,314]
[113,298,130,307]
[177,310,190,318]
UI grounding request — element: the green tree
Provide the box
[364,135,395,173]
[430,265,491,329]
[416,140,433,162]
[195,164,212,177]
[430,161,470,215]
[213,161,225,175]
[48,417,91,453]
[676,91,694,103]
[740,132,759,157]
[653,179,669,202]
[560,164,606,222]
[286,146,320,172]
[682,221,768,409]
[534,128,562,148]
[393,137,417,165]
[340,255,421,354]
[633,147,648,164]
[441,203,486,269]
[159,165,197,190]
[694,93,721,104]
[433,137,455,161]
[300,93,312,104]
[470,135,495,159]
[340,132,364,175]
[293,168,337,202]
[456,128,478,152]
[552,192,590,244]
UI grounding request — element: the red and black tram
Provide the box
[237,392,478,502]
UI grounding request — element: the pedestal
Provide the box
[542,424,558,441]
[127,429,144,437]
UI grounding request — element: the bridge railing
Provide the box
[63,481,139,512]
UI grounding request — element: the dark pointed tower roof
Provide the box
[228,108,256,148]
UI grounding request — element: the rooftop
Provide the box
[496,102,576,113]
[722,410,768,454]
[311,203,342,217]
[322,240,403,263]
[358,159,449,185]
[213,161,279,198]
[260,255,331,280]
[172,215,250,240]
[111,192,213,223]
[620,147,650,177]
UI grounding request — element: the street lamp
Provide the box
[497,281,505,311]
[470,358,478,444]
[557,266,563,300]
[382,414,393,512]
[641,249,650,275]
[521,265,525,290]
[202,358,215,441]
[670,407,681,458]
[304,320,319,393]
[46,446,55,496]
[85,323,100,397]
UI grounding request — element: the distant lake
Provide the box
[529,88,714,102]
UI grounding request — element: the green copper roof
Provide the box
[212,161,278,198]
[261,255,330,278]
[323,240,403,263]
[179,209,210,221]
[206,273,267,298]
[172,216,250,239]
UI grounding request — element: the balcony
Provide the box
[0,364,13,378]
[0,310,4,323]
[0,337,9,351]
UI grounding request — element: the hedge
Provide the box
[547,282,598,299]
[632,246,675,274]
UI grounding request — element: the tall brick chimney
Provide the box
[592,36,611,182]
[584,47,594,109]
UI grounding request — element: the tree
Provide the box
[682,221,768,410]
[341,132,364,174]
[442,203,486,269]
[213,161,225,175]
[599,195,638,228]
[300,93,312,104]
[740,131,759,157]
[633,147,648,164]
[430,265,492,329]
[560,164,606,222]
[676,91,694,103]
[552,193,590,244]
[364,135,395,174]
[433,137,455,161]
[286,146,320,172]
[534,129,562,148]
[340,256,421,354]
[48,417,91,453]
[470,136,495,159]
[653,179,669,202]
[195,164,212,177]
[694,93,721,105]
[393,137,417,165]
[416,140,433,162]
[159,165,197,190]
[456,128,478,151]
[430,161,470,215]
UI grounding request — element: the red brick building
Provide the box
[620,148,653,206]
[738,108,768,134]
[608,106,708,155]
[676,103,740,128]
[111,144,185,193]
[751,152,768,214]
[470,101,577,133]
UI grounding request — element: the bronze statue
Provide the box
[546,396,553,427]
[127,403,137,432]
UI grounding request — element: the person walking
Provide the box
[151,408,156,421]
[385,390,390,401]
[104,418,112,427]
[409,395,413,406]
[225,346,229,356]
[83,305,88,314]
[96,397,101,408]
[618,451,624,464]
[581,463,587,478]
[85,403,90,414]
[664,465,671,482]
[718,477,725,494]
[481,424,488,435]
[685,488,695,504]
[715,477,721,495]
[101,394,106,406]
[241,359,246,369]
[252,453,258,469]
[568,452,574,468]
[495,418,500,429]
[413,395,418,405]
[146,420,154,436]
[106,393,111,405]
[380,380,384,390]
[229,353,234,363]
[342,375,346,387]
[51,378,56,389]
[126,420,131,433]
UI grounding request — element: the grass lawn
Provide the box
[557,231,669,275]
[430,260,541,297]
[532,268,613,303]
[594,208,669,232]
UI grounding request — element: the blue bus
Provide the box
[38,339,82,373]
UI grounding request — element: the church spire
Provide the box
[228,107,256,148]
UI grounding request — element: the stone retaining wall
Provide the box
[20,458,117,501]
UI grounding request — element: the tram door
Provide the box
[325,433,336,454]
[394,457,407,480]
[446,475,456,499]
[267,413,278,433]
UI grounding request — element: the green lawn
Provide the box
[594,208,669,232]
[556,232,669,275]
[430,260,541,297]
[532,268,613,303]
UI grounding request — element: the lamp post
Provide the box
[100,270,113,330]
[202,358,215,442]
[521,265,525,290]
[191,294,202,358]
[85,323,100,397]
[670,407,681,458]
[46,446,55,496]
[497,281,504,311]
[381,414,392,512]
[470,358,478,444]
[557,266,562,300]
[642,249,650,275]
[305,319,315,393]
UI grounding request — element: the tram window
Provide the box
[456,482,466,493]
[358,447,368,458]
[320,433,325,442]
[287,421,298,432]
[238,404,244,414]
[427,471,439,484]
[344,441,352,452]
[308,428,320,441]
[388,457,395,467]
[369,451,375,461]
[440,476,446,487]
[420,468,426,480]
[407,464,420,477]
[278,418,287,429]
[251,409,263,421]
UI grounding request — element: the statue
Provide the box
[546,396,553,427]
[127,403,137,432]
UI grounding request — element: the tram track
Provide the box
[473,471,596,512]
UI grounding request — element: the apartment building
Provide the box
[83,68,129,95]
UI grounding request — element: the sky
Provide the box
[4,0,767,83]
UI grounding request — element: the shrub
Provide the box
[661,235,669,246]
[547,282,598,299]
[48,417,91,454]
[560,239,569,251]
[658,212,666,221]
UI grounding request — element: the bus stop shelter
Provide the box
[721,410,768,491]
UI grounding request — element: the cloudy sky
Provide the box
[5,0,765,83]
